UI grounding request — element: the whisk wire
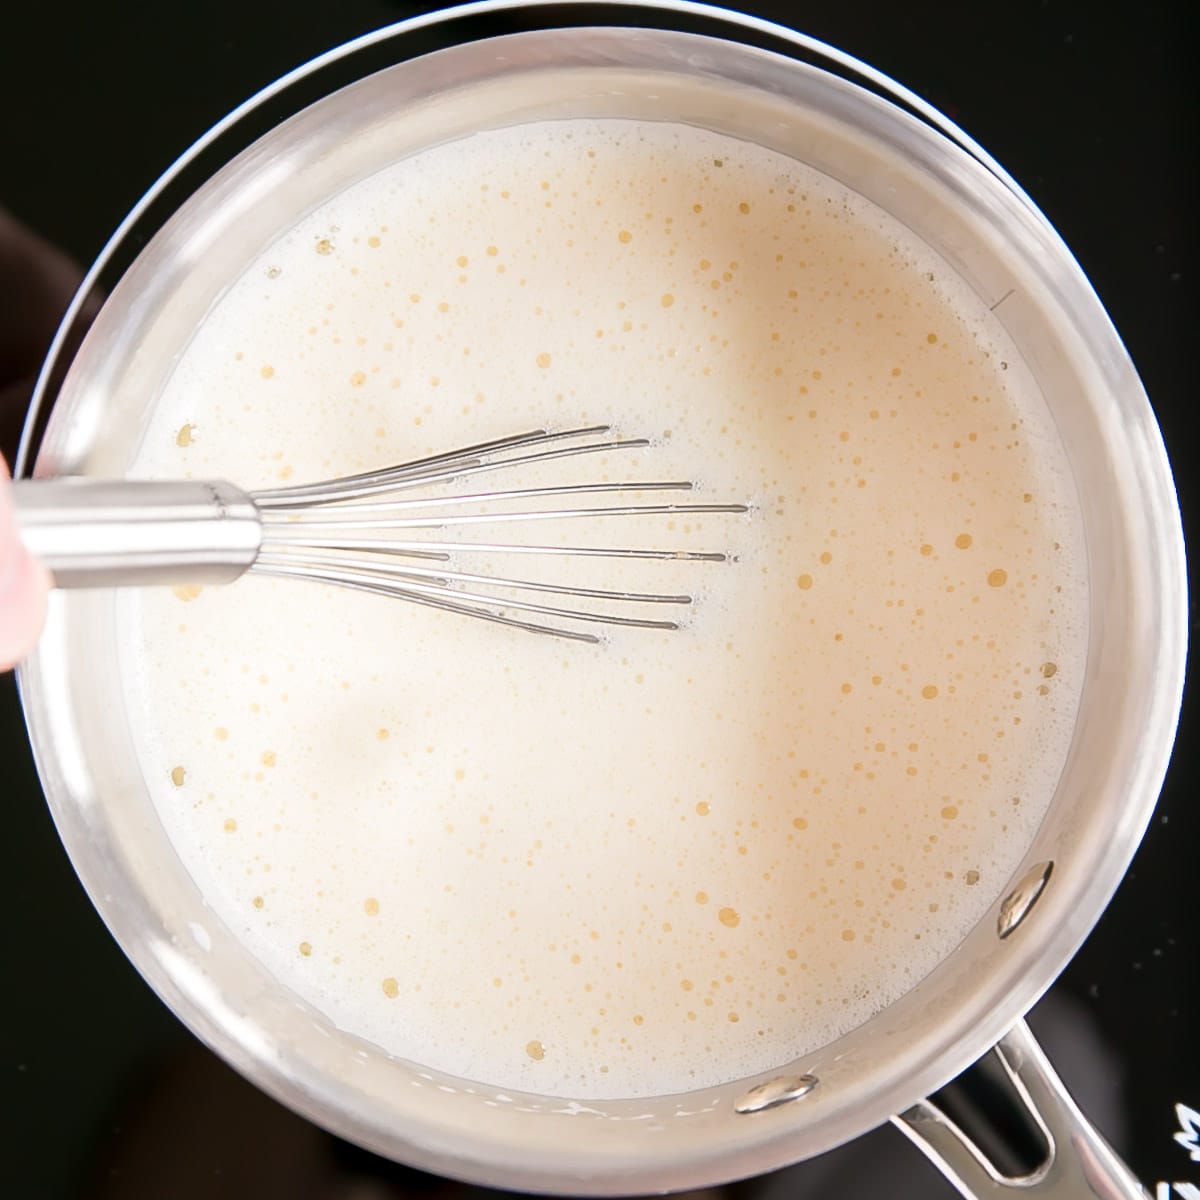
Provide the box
[260,479,693,516]
[248,425,747,640]
[262,501,742,532]
[251,426,598,503]
[253,426,643,508]
[254,560,682,634]
[254,550,694,604]
[255,535,730,562]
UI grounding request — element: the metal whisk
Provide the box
[14,426,748,642]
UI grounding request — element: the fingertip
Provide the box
[0,539,51,671]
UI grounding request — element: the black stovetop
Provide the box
[1,2,1195,1197]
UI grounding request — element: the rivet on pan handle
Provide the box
[997,861,1054,940]
[734,1074,819,1114]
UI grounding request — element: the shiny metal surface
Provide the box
[13,478,259,585]
[14,426,746,639]
[13,3,1187,1198]
[893,1021,1150,1199]
[734,1076,820,1115]
[998,862,1056,941]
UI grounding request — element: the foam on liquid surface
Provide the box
[119,120,1087,1098]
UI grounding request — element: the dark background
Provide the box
[1,2,1195,1197]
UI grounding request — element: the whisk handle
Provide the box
[12,478,262,587]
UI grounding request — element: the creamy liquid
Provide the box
[118,119,1086,1098]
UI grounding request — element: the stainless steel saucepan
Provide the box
[15,3,1185,1197]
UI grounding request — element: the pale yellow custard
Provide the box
[118,118,1086,1098]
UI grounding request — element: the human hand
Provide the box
[0,458,49,669]
[1,207,88,670]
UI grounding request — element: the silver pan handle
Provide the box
[893,1020,1149,1199]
